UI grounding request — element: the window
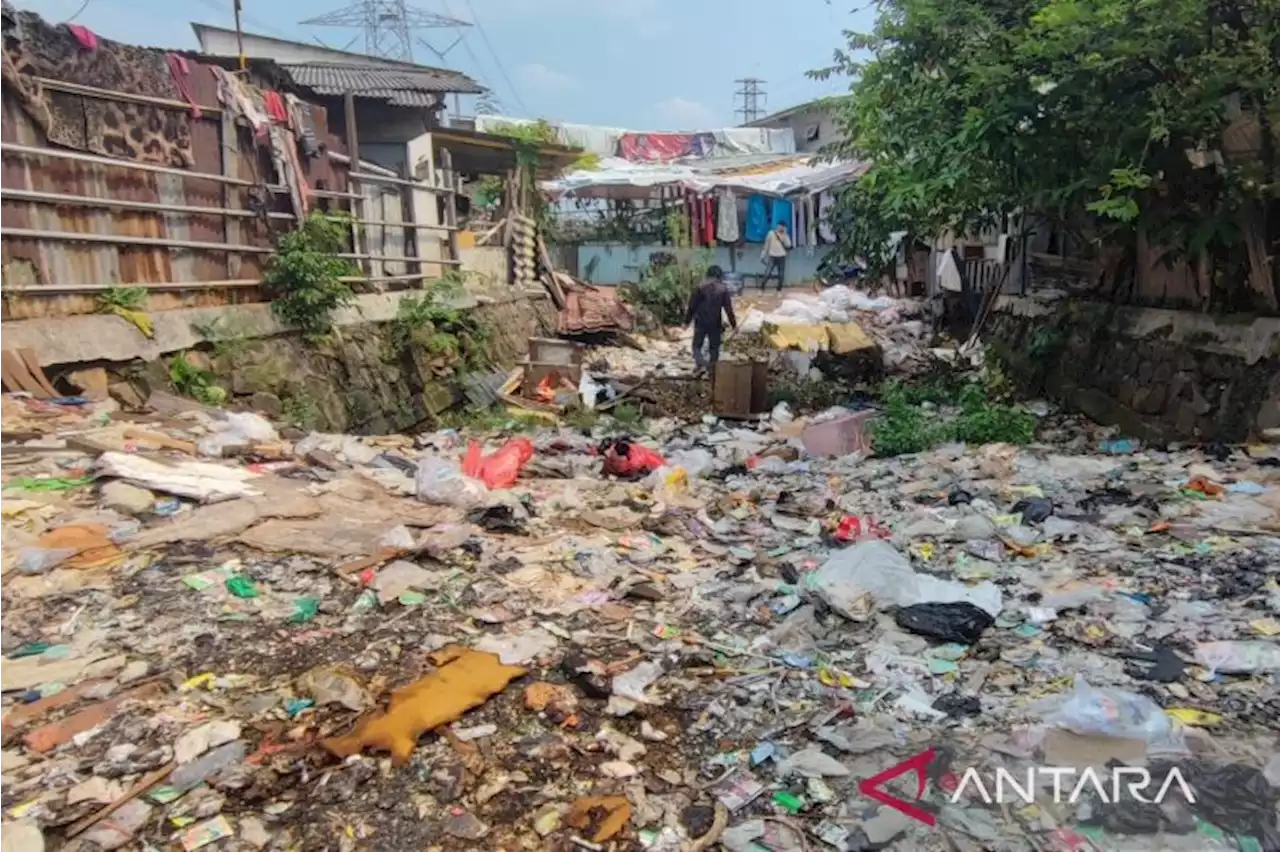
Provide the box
[805,123,821,143]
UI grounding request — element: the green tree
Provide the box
[815,0,1280,308]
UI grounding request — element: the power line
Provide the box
[62,0,93,23]
[300,1,469,62]
[460,0,528,115]
[190,0,295,41]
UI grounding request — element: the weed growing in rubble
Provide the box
[169,353,226,406]
[392,274,493,373]
[438,406,543,432]
[97,286,154,338]
[870,379,1036,456]
[262,213,358,340]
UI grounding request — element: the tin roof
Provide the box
[281,62,483,104]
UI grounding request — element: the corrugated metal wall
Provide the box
[0,57,351,320]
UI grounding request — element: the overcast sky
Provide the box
[25,0,870,128]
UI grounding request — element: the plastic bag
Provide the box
[808,540,1003,620]
[579,373,609,410]
[414,455,487,508]
[600,439,665,479]
[460,438,535,489]
[666,449,713,479]
[1047,675,1173,743]
[771,401,794,424]
[895,602,994,644]
[16,547,78,574]
[1194,641,1280,675]
[198,411,279,457]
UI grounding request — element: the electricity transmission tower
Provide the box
[734,78,767,123]
[300,1,470,62]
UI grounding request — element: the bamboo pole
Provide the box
[1,228,274,253]
[0,142,281,190]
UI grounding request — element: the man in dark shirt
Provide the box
[685,265,737,372]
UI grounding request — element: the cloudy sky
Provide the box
[25,0,870,129]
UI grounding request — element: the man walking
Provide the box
[686,265,737,372]
[760,223,791,291]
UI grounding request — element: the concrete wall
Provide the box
[6,288,555,434]
[459,244,510,288]
[578,242,833,286]
[752,106,839,154]
[194,27,416,70]
[987,293,1280,442]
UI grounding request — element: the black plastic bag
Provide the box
[1012,497,1054,524]
[895,602,994,644]
[932,693,981,717]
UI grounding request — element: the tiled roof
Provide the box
[282,62,483,105]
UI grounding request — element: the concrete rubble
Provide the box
[2,294,1279,852]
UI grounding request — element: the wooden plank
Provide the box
[1,350,51,398]
[439,147,461,271]
[343,91,369,278]
[18,349,58,397]
[220,110,242,278]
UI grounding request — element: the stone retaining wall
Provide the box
[987,294,1280,442]
[8,290,557,435]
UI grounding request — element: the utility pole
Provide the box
[734,78,767,124]
[300,1,469,62]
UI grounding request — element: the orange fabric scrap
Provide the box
[567,796,631,843]
[323,646,525,764]
[1185,476,1224,497]
[36,523,125,569]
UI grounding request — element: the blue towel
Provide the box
[744,194,769,242]
[770,198,794,237]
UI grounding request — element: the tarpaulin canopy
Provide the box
[541,155,869,199]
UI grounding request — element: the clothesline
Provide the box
[673,187,840,249]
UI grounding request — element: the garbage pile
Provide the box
[2,357,1280,851]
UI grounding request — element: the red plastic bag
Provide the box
[600,439,665,479]
[834,515,890,543]
[461,438,535,490]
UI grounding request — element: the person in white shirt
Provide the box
[760,224,791,291]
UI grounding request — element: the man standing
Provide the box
[760,223,791,291]
[686,265,737,372]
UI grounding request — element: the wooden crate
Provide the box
[712,360,769,418]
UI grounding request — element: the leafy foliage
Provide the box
[262,213,358,339]
[169,353,226,406]
[620,213,712,326]
[869,379,1036,456]
[97,286,154,338]
[392,273,493,373]
[815,0,1280,300]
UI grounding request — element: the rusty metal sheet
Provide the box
[557,285,635,335]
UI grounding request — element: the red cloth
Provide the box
[66,24,98,51]
[702,196,715,245]
[618,133,693,162]
[163,53,202,119]
[262,91,288,123]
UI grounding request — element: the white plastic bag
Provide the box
[198,411,279,457]
[739,308,766,334]
[414,455,487,508]
[1047,675,1173,743]
[771,401,794,424]
[666,449,714,478]
[1194,641,1280,675]
[808,540,1003,619]
[579,373,605,410]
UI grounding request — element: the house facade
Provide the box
[191,23,482,173]
[745,100,839,154]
